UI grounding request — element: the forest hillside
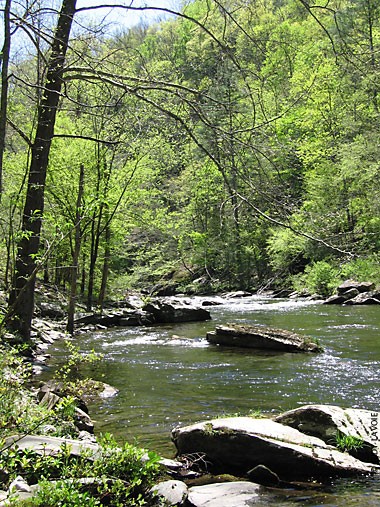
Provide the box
[1,0,379,340]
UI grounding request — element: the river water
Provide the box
[47,295,380,505]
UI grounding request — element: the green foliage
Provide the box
[0,343,159,506]
[334,431,364,454]
[54,340,103,390]
[18,479,101,507]
[267,228,309,274]
[293,261,339,297]
[0,345,79,439]
[0,435,161,506]
[340,255,380,284]
[1,446,72,484]
[3,0,380,295]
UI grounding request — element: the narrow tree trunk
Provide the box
[86,211,102,311]
[366,0,378,112]
[0,0,11,198]
[98,212,111,311]
[67,164,84,334]
[80,247,86,295]
[8,0,77,341]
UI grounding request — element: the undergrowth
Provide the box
[0,343,161,506]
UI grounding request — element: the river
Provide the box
[47,295,380,506]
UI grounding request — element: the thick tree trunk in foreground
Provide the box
[8,0,77,341]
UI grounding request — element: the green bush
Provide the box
[334,431,364,453]
[293,261,339,296]
[339,255,380,285]
[0,434,161,506]
[0,344,79,439]
[0,345,160,506]
[16,479,102,507]
[267,228,309,273]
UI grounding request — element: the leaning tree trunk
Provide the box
[8,0,77,341]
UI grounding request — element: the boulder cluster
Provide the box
[4,405,378,506]
[153,404,380,506]
[74,298,211,331]
[324,280,380,305]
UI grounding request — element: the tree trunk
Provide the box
[67,164,84,334]
[98,211,111,311]
[8,0,77,341]
[86,210,102,311]
[0,0,11,198]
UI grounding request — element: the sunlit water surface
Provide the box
[45,296,380,506]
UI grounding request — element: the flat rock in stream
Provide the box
[187,481,262,507]
[206,324,322,352]
[172,417,376,482]
[3,435,100,458]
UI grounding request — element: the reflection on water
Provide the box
[45,296,380,506]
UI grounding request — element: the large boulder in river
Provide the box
[337,280,375,295]
[172,417,376,481]
[143,299,211,323]
[344,291,380,305]
[275,404,380,464]
[325,280,379,305]
[206,324,322,352]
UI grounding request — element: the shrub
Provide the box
[339,255,380,285]
[293,261,339,296]
[0,433,161,506]
[15,479,102,506]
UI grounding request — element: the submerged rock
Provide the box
[206,324,322,352]
[172,417,376,482]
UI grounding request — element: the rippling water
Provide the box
[45,296,380,506]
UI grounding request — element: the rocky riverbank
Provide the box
[3,403,379,506]
[323,279,380,305]
[2,284,380,505]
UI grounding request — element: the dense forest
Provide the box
[1,0,380,341]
